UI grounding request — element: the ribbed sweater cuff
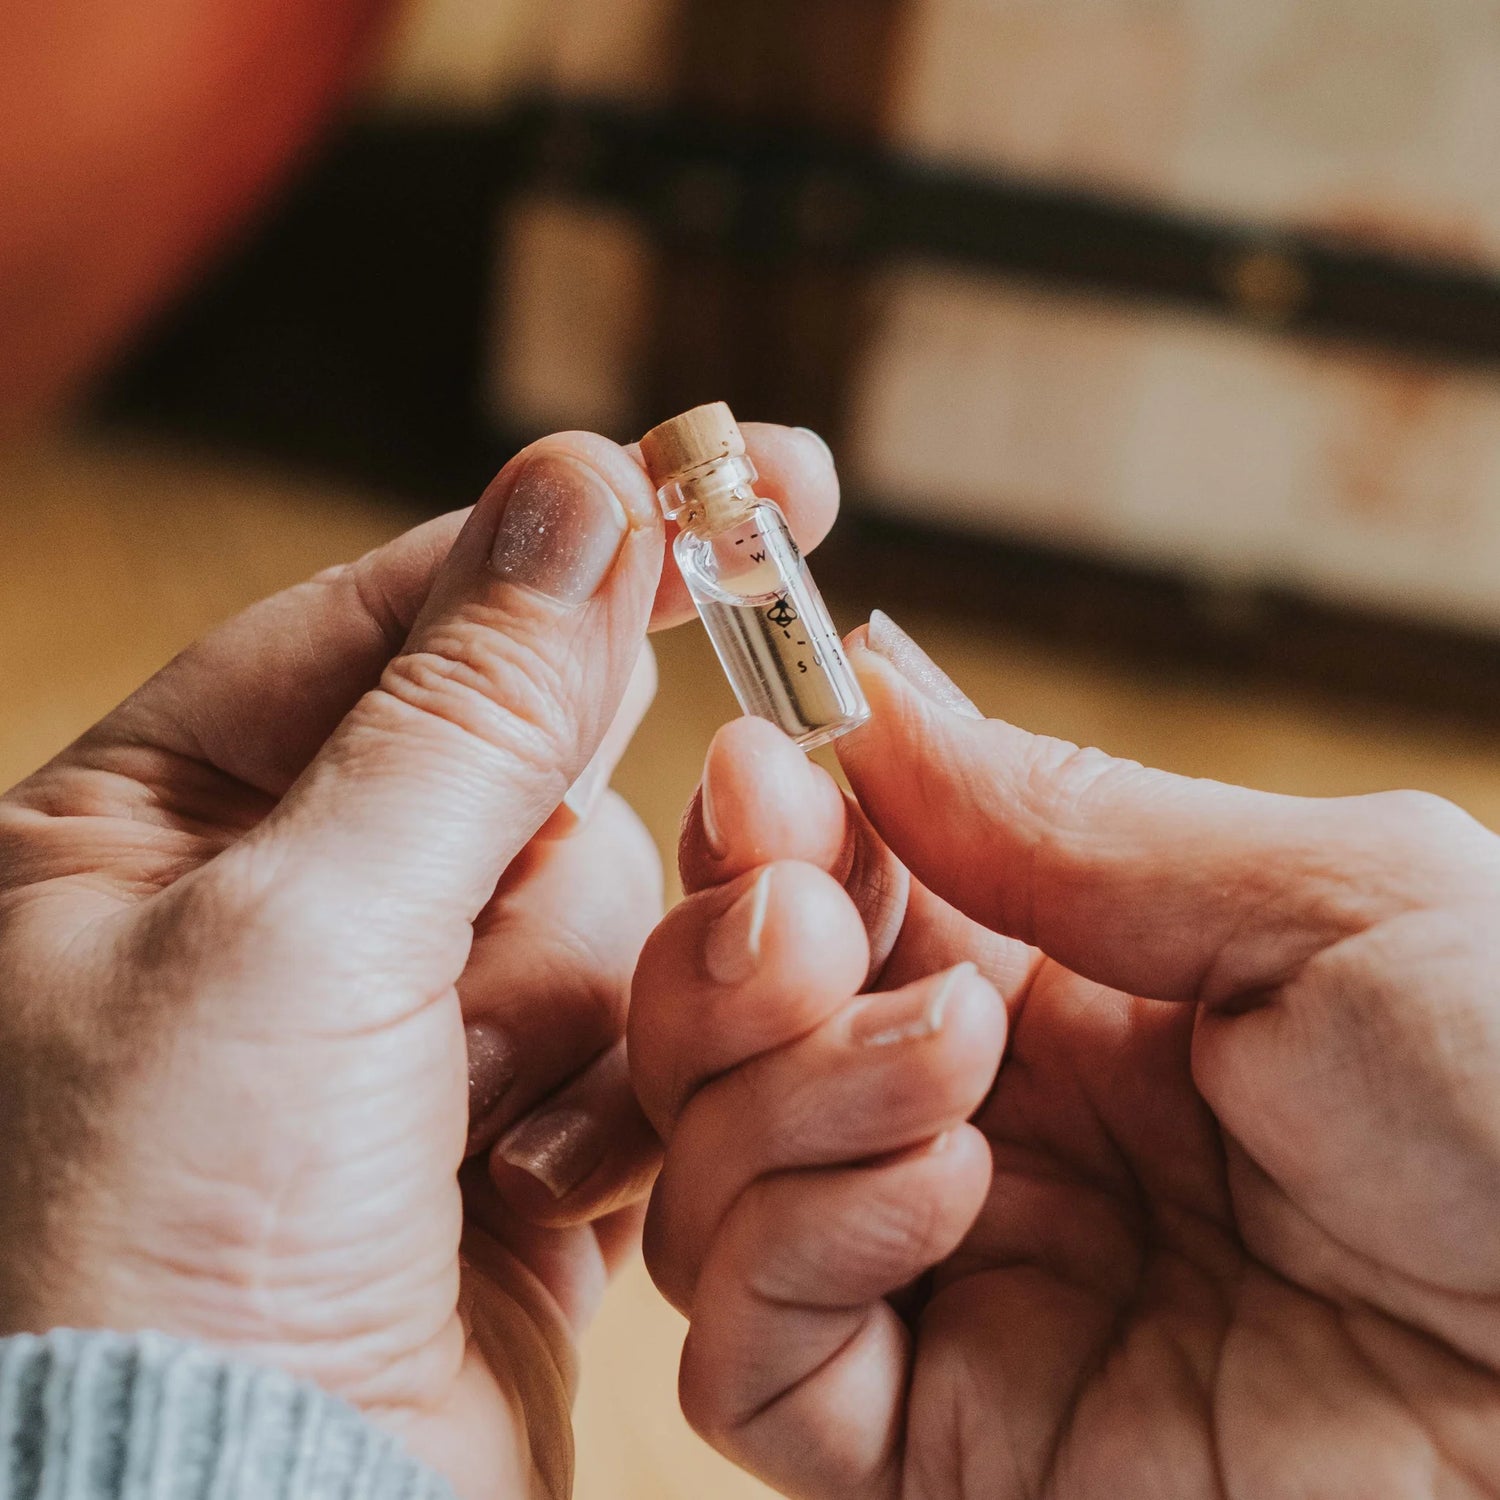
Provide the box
[0,1331,453,1500]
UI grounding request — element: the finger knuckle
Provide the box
[840,1176,946,1281]
[677,1337,735,1443]
[1367,788,1478,847]
[1023,740,1138,833]
[1347,790,1500,900]
[1013,739,1145,935]
[0,806,36,895]
[641,1182,696,1314]
[641,1189,675,1285]
[305,556,408,656]
[727,1059,806,1151]
[747,1174,943,1306]
[540,930,632,1037]
[377,621,575,774]
[881,1028,995,1129]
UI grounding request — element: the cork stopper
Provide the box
[640,402,746,486]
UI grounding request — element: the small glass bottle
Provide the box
[641,403,870,751]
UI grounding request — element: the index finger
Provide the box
[835,611,1489,1006]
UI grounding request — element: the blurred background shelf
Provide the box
[93,0,1500,715]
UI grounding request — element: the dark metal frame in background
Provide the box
[517,98,1500,364]
[97,97,1500,722]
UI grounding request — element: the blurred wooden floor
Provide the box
[4,434,1499,1499]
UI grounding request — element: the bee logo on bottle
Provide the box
[640,401,871,751]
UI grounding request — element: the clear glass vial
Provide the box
[641,403,870,750]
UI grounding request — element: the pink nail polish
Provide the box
[490,453,629,605]
[863,610,983,721]
[497,1107,602,1199]
[466,1022,518,1152]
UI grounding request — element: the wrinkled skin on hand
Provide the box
[631,615,1500,1500]
[0,425,840,1499]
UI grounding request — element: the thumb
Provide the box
[836,611,1488,1006]
[225,432,663,936]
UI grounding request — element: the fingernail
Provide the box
[466,1022,518,1151]
[542,644,656,839]
[699,749,728,859]
[497,1107,603,1199]
[537,759,605,838]
[863,610,983,720]
[849,962,976,1047]
[490,452,629,604]
[561,753,609,826]
[795,426,834,464]
[704,867,772,985]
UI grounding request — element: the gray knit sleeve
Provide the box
[0,1331,454,1500]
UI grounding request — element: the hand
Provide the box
[630,609,1500,1499]
[0,425,838,1499]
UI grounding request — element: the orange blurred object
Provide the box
[0,0,391,428]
